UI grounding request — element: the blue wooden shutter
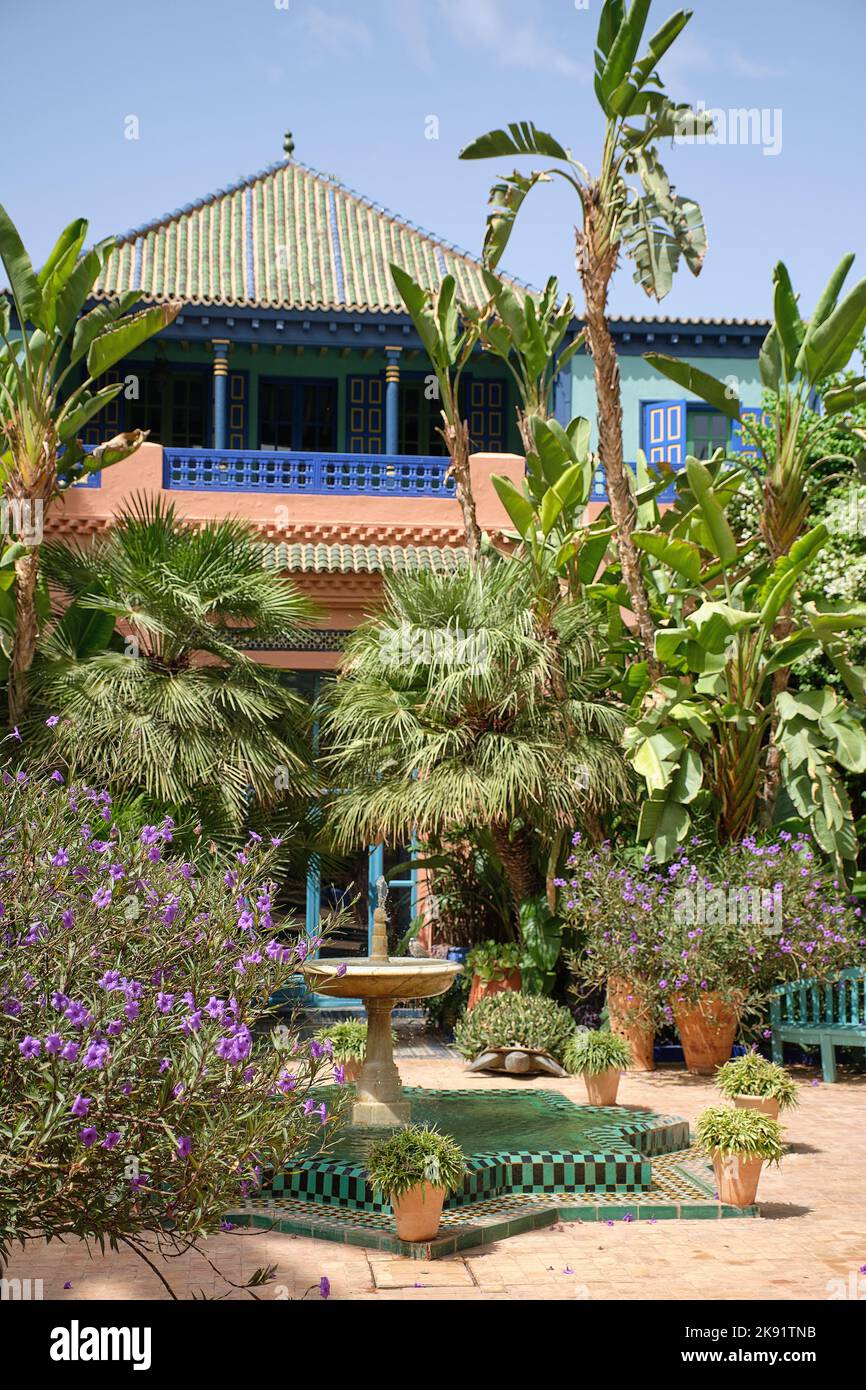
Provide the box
[643,400,686,500]
[730,407,771,456]
[347,374,384,453]
[465,376,507,453]
[228,370,248,449]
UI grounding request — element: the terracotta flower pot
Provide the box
[733,1094,780,1121]
[468,967,522,1011]
[607,975,655,1072]
[341,1059,362,1085]
[391,1182,447,1242]
[582,1067,621,1106]
[712,1152,764,1208]
[673,992,740,1075]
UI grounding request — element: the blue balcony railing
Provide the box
[162,448,456,498]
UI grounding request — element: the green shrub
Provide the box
[694,1106,785,1164]
[565,1029,632,1076]
[715,1053,799,1110]
[453,991,574,1062]
[366,1125,465,1199]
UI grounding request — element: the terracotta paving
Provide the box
[8,1058,866,1302]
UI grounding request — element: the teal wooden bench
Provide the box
[771,969,866,1082]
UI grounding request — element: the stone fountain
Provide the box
[302,876,462,1126]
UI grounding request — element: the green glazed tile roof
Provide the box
[95,159,530,313]
[260,542,468,575]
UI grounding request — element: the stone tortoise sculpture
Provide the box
[465,1046,567,1077]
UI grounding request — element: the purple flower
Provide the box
[45,1032,63,1055]
[319,1276,330,1300]
[101,1131,122,1150]
[334,1064,346,1086]
[64,1001,90,1029]
[176,1137,192,1159]
[18,1035,41,1060]
[61,909,75,930]
[155,992,175,1014]
[70,1093,92,1118]
[79,1127,98,1147]
[91,886,112,909]
[51,848,69,867]
[60,1041,80,1063]
[82,1041,110,1071]
[46,715,59,727]
[63,1281,73,1290]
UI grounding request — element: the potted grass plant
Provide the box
[695,1106,784,1208]
[565,1030,632,1105]
[315,1020,368,1084]
[715,1052,799,1121]
[366,1124,466,1242]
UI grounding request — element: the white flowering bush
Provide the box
[0,755,347,1288]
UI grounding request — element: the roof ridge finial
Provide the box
[283,130,295,160]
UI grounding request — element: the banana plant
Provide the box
[0,204,181,721]
[464,273,583,454]
[645,256,866,822]
[490,414,607,599]
[626,459,866,873]
[460,0,714,671]
[646,254,866,564]
[389,264,482,565]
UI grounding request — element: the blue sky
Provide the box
[3,0,864,319]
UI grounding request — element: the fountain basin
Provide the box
[302,954,462,1126]
[302,956,461,1000]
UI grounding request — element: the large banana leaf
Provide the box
[644,351,740,418]
[459,123,569,162]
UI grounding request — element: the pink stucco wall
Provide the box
[49,444,527,543]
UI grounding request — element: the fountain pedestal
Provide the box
[302,881,461,1128]
[352,998,411,1127]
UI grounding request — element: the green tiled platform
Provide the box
[261,1089,689,1213]
[228,1149,758,1260]
[226,1090,756,1257]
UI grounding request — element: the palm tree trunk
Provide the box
[490,822,539,936]
[8,546,38,725]
[577,213,658,675]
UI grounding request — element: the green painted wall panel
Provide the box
[570,353,764,458]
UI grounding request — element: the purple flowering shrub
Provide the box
[560,832,866,1026]
[0,767,347,1277]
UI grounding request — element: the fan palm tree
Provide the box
[320,561,631,932]
[32,497,317,841]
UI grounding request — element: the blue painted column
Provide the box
[384,346,402,455]
[211,339,230,450]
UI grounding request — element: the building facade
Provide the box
[50,155,771,967]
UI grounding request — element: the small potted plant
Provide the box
[315,1019,387,1084]
[715,1051,799,1121]
[466,941,522,1010]
[695,1105,784,1208]
[565,1029,633,1106]
[366,1124,466,1242]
